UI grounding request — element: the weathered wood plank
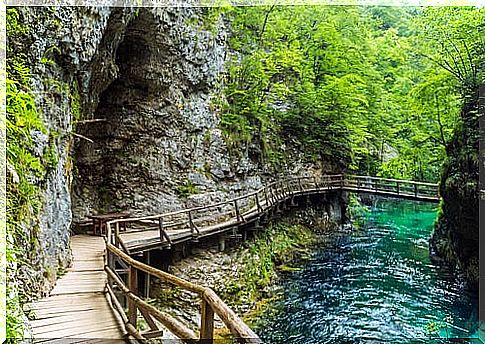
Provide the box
[28,235,125,340]
[30,304,111,318]
[31,314,120,331]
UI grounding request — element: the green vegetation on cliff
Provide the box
[6,7,71,338]
[218,6,483,183]
[423,7,484,287]
[6,8,44,338]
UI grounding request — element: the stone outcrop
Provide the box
[72,7,236,221]
[430,90,480,289]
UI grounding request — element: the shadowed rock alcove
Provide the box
[72,9,192,225]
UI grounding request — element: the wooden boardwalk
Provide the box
[114,175,440,253]
[27,235,126,343]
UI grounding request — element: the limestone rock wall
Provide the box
[12,6,128,297]
[72,7,242,221]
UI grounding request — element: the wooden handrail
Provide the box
[108,244,205,294]
[347,175,438,186]
[106,244,262,343]
[106,282,146,342]
[104,174,439,241]
[105,174,344,226]
[106,265,198,343]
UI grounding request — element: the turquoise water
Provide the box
[254,198,478,343]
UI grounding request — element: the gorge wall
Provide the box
[8,6,338,301]
[430,90,480,289]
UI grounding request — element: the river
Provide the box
[253,197,478,343]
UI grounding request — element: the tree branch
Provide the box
[71,132,94,143]
[435,94,447,147]
[259,3,277,47]
[409,48,462,80]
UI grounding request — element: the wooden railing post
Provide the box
[269,186,275,204]
[276,181,283,199]
[200,299,214,342]
[128,266,138,326]
[255,193,261,212]
[159,216,164,242]
[159,216,173,248]
[396,181,400,195]
[189,211,194,234]
[114,222,120,248]
[106,222,111,245]
[234,200,241,222]
[188,211,200,237]
[414,183,418,197]
[106,223,114,291]
[298,178,303,192]
[264,187,269,206]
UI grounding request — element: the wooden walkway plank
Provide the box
[27,235,126,342]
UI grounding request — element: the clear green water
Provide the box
[253,198,478,343]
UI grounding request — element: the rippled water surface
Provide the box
[254,198,478,343]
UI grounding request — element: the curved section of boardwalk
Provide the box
[112,175,440,253]
[27,235,126,343]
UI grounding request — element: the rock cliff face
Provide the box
[10,6,121,296]
[72,7,243,221]
[11,6,335,300]
[430,91,480,289]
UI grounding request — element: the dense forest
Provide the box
[217,6,483,181]
[6,4,483,341]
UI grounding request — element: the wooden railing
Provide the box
[105,243,261,343]
[106,175,345,244]
[106,174,438,245]
[344,175,439,199]
[103,174,439,342]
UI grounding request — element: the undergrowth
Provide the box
[6,8,47,340]
[346,193,370,228]
[217,223,316,309]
